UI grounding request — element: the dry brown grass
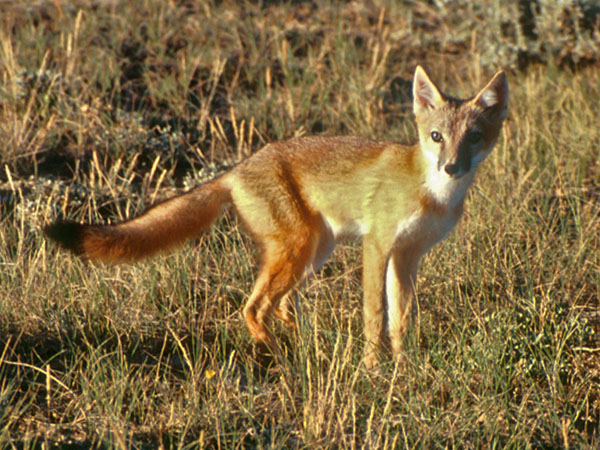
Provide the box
[1,1,599,447]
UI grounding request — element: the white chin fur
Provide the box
[472,148,492,166]
[424,159,475,207]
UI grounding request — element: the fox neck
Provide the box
[420,146,476,209]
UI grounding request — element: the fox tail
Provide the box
[44,178,231,263]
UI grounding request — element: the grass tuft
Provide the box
[1,0,599,447]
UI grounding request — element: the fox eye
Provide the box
[468,130,483,144]
[431,131,443,143]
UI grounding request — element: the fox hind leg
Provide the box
[272,225,335,331]
[243,233,317,350]
[273,291,299,330]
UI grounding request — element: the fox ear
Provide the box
[413,66,445,114]
[474,71,508,120]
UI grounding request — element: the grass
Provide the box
[1,0,599,447]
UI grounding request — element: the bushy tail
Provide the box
[44,178,231,263]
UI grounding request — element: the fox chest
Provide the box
[391,201,463,253]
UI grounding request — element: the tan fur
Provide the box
[45,67,508,367]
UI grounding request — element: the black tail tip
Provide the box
[44,221,87,255]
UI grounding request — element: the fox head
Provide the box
[412,66,508,180]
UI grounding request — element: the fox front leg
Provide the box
[385,247,420,358]
[361,236,389,369]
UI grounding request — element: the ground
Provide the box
[1,1,599,447]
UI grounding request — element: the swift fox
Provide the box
[45,66,508,367]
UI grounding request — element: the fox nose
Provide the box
[444,163,459,176]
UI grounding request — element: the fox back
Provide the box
[45,66,508,368]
